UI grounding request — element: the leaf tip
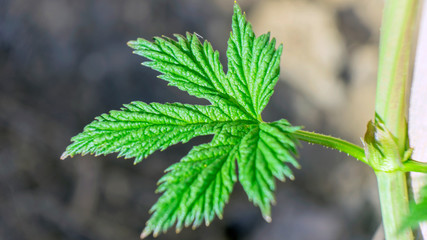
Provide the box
[140,228,151,239]
[233,1,241,13]
[264,215,272,223]
[60,151,70,160]
[127,40,137,49]
[133,158,143,165]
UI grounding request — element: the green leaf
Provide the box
[62,102,253,164]
[141,126,246,238]
[141,120,299,238]
[227,3,283,120]
[62,2,300,238]
[128,32,253,120]
[401,184,427,230]
[238,120,300,221]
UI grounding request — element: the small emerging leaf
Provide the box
[363,114,403,172]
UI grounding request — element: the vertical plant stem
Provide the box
[376,172,412,239]
[374,0,418,239]
[376,0,417,143]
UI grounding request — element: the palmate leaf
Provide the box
[62,2,301,238]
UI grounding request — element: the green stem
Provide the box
[376,171,413,239]
[375,0,417,148]
[294,130,367,164]
[373,0,418,238]
[403,160,427,173]
[294,129,427,174]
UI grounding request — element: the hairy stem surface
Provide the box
[294,130,366,164]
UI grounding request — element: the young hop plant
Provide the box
[62,2,427,239]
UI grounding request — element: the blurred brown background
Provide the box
[0,0,382,239]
